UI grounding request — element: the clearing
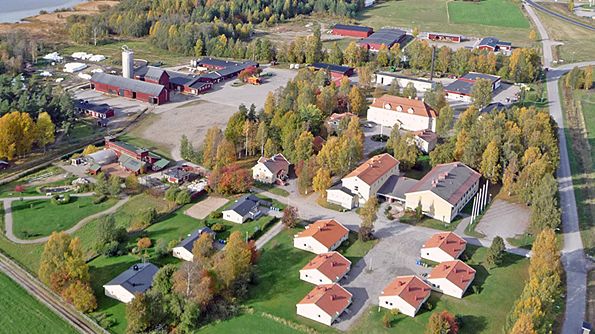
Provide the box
[448,0,530,28]
[0,271,78,334]
[184,196,229,220]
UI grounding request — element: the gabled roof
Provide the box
[371,95,438,118]
[176,227,215,252]
[301,252,351,281]
[255,153,290,175]
[413,130,438,143]
[381,275,431,309]
[344,153,399,186]
[328,112,356,122]
[144,67,168,81]
[406,162,481,206]
[225,194,270,216]
[91,72,165,97]
[297,283,352,316]
[422,232,467,259]
[104,263,159,295]
[310,62,354,75]
[377,175,418,201]
[429,260,476,291]
[75,100,112,114]
[479,37,500,48]
[295,219,349,249]
[119,155,145,172]
[360,28,405,47]
[333,24,374,33]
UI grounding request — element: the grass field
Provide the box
[350,247,529,334]
[0,272,78,334]
[448,0,530,28]
[356,0,531,46]
[11,196,118,239]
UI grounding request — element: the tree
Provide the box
[82,144,99,155]
[61,281,97,313]
[202,127,223,169]
[376,45,389,67]
[214,231,252,289]
[35,112,55,151]
[584,66,593,90]
[175,189,192,205]
[568,0,574,12]
[39,232,90,292]
[510,313,537,334]
[426,310,459,334]
[282,206,299,228]
[192,232,215,264]
[215,139,236,168]
[348,86,366,115]
[436,105,454,138]
[126,293,150,334]
[389,131,419,170]
[137,237,152,250]
[480,140,501,183]
[108,175,121,196]
[471,78,493,109]
[327,42,343,65]
[359,196,378,241]
[125,174,141,193]
[94,172,108,196]
[402,82,417,99]
[312,168,332,199]
[152,264,176,295]
[486,236,505,267]
[178,302,201,333]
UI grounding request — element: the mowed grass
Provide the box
[448,0,530,28]
[200,313,302,334]
[350,247,529,334]
[0,272,78,334]
[11,196,118,239]
[356,0,531,46]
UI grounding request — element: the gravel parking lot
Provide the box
[73,88,147,130]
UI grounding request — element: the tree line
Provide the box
[0,111,56,160]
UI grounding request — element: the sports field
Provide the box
[0,272,77,334]
[448,0,530,28]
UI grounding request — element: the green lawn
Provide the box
[356,0,531,46]
[0,272,78,334]
[254,182,290,197]
[11,196,118,239]
[400,212,461,231]
[350,247,529,334]
[448,0,530,28]
[200,312,302,334]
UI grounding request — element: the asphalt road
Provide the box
[524,0,595,31]
[525,4,595,333]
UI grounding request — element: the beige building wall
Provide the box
[367,106,436,132]
[378,295,426,317]
[405,191,454,223]
[341,163,399,205]
[172,247,194,262]
[252,164,274,183]
[104,285,135,304]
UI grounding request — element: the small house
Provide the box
[296,284,352,326]
[222,195,270,224]
[252,153,290,185]
[427,260,476,299]
[379,276,431,317]
[103,263,159,303]
[299,252,351,285]
[293,219,349,254]
[421,232,467,263]
[172,227,216,262]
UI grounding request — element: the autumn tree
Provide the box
[214,231,253,289]
[327,42,343,65]
[359,196,378,241]
[82,144,99,155]
[192,232,215,264]
[282,206,299,228]
[376,44,389,67]
[480,140,501,183]
[388,129,419,170]
[426,310,459,334]
[173,261,213,307]
[471,78,493,109]
[126,293,151,334]
[202,127,223,169]
[348,85,366,115]
[436,105,454,138]
[313,167,332,199]
[485,236,505,267]
[108,175,121,196]
[529,29,538,42]
[584,65,593,90]
[215,139,237,168]
[510,313,537,334]
[36,112,55,151]
[61,281,97,313]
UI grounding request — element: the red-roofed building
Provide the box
[296,283,352,326]
[294,219,349,254]
[300,252,351,285]
[428,260,476,298]
[421,232,467,263]
[367,95,438,132]
[379,276,431,317]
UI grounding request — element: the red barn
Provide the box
[428,32,462,43]
[136,67,170,87]
[332,24,374,38]
[91,72,169,105]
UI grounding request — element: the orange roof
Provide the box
[371,94,438,118]
[429,260,476,291]
[297,283,352,316]
[328,112,356,122]
[295,219,349,249]
[344,153,399,185]
[301,252,351,281]
[422,232,466,259]
[381,275,431,309]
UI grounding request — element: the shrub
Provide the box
[175,190,192,205]
[155,239,168,258]
[211,223,227,233]
[167,239,180,251]
[97,241,121,257]
[137,237,152,250]
[209,211,223,219]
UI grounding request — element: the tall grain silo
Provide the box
[122,46,134,79]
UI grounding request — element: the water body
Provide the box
[0,0,87,23]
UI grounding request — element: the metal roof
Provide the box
[104,263,159,295]
[376,72,434,84]
[311,62,353,74]
[176,227,215,252]
[360,28,405,47]
[144,67,167,81]
[91,72,166,97]
[377,175,418,201]
[406,162,481,205]
[225,194,271,216]
[75,100,112,114]
[461,72,500,83]
[333,24,373,32]
[444,79,474,96]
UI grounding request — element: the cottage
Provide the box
[327,153,400,209]
[427,260,476,299]
[74,100,115,119]
[421,232,467,263]
[294,219,349,254]
[477,37,512,54]
[164,167,191,184]
[103,263,159,303]
[367,95,438,132]
[296,284,352,326]
[404,162,481,223]
[412,130,438,154]
[91,72,169,105]
[252,153,290,184]
[444,72,501,103]
[172,227,216,262]
[374,72,436,93]
[331,24,374,38]
[379,276,432,317]
[359,29,406,51]
[299,252,351,285]
[222,194,270,224]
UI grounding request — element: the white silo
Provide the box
[121,46,134,79]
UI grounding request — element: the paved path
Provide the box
[255,220,285,250]
[525,5,595,333]
[3,194,130,244]
[525,0,595,31]
[0,251,106,334]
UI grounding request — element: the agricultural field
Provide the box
[448,0,530,28]
[12,196,118,239]
[0,272,78,334]
[355,0,532,46]
[350,247,530,334]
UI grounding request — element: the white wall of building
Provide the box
[172,247,194,262]
[252,164,275,183]
[326,189,357,210]
[104,285,135,304]
[378,295,426,317]
[420,247,457,263]
[294,234,348,254]
[300,269,335,285]
[445,92,472,103]
[375,74,435,93]
[296,304,336,326]
[367,106,436,132]
[428,277,469,299]
[222,210,246,224]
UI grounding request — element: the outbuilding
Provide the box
[427,32,462,43]
[331,24,374,38]
[359,28,406,51]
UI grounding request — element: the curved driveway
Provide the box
[2,194,129,244]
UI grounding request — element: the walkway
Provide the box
[525,4,595,332]
[3,194,129,244]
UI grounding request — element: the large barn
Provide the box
[359,28,406,51]
[91,72,169,105]
[331,24,374,38]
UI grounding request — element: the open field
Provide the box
[0,271,78,334]
[350,247,529,334]
[11,196,118,239]
[534,5,595,63]
[355,0,532,46]
[448,0,530,28]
